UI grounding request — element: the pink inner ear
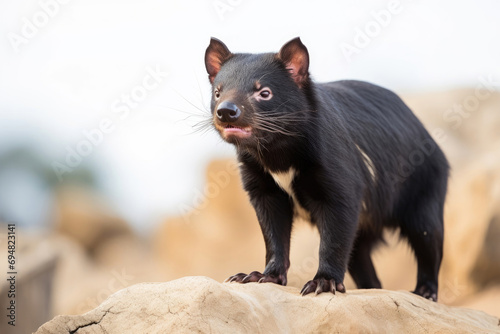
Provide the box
[207,55,222,80]
[286,55,307,87]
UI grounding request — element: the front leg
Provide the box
[300,210,357,295]
[297,170,361,295]
[227,155,294,286]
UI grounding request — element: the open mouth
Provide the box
[221,124,252,139]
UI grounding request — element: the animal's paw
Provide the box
[413,283,438,302]
[300,277,346,296]
[225,271,286,285]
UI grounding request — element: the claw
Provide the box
[301,278,344,296]
[242,271,263,283]
[300,280,317,296]
[413,283,438,302]
[225,271,286,286]
[225,273,246,283]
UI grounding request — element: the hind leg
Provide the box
[348,231,382,289]
[401,205,444,302]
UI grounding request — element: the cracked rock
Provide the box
[35,276,500,334]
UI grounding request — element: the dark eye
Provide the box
[253,87,273,101]
[259,90,271,99]
[214,90,220,99]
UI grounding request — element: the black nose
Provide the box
[216,101,241,123]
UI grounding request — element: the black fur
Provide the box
[204,37,448,301]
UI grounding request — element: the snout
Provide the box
[216,101,241,123]
[214,100,251,140]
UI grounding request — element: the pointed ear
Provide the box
[205,37,232,84]
[277,37,310,88]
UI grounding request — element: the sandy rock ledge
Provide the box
[35,276,500,334]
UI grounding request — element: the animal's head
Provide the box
[204,37,313,149]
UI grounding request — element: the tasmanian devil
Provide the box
[203,37,449,301]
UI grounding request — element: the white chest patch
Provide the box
[269,168,311,221]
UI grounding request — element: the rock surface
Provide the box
[35,276,500,334]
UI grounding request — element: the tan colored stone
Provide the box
[35,276,500,334]
[55,186,132,253]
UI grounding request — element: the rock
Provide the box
[472,213,500,286]
[54,186,132,254]
[35,276,499,334]
[403,89,500,165]
[46,234,159,316]
[47,234,134,316]
[0,233,58,334]
[441,153,500,298]
[457,285,500,318]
